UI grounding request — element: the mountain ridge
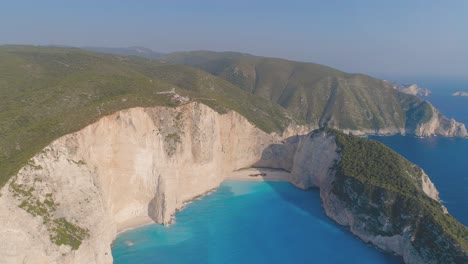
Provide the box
[82,46,165,59]
[162,50,466,137]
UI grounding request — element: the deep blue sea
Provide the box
[370,90,468,226]
[112,83,467,264]
[370,135,468,225]
[113,181,401,264]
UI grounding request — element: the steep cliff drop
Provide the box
[0,103,283,263]
[0,103,465,263]
[413,104,468,137]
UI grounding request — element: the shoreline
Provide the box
[225,167,291,182]
[116,215,155,235]
[115,168,291,237]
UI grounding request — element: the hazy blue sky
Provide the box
[1,0,467,80]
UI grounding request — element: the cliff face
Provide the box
[0,103,280,263]
[339,103,468,137]
[390,82,431,97]
[414,105,468,137]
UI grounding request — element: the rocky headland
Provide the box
[391,83,432,97]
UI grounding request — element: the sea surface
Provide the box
[370,92,468,225]
[112,181,401,264]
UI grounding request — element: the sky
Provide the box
[1,0,467,81]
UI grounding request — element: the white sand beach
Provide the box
[117,215,155,234]
[225,168,291,182]
[116,168,291,235]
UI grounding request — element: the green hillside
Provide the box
[164,51,433,131]
[327,129,467,262]
[0,45,292,187]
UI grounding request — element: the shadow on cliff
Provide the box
[248,134,327,219]
[245,135,402,264]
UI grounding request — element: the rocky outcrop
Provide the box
[414,104,467,137]
[421,171,439,201]
[390,82,431,97]
[0,102,282,264]
[337,103,467,138]
[452,91,468,97]
[339,127,405,136]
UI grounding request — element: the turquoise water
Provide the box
[112,181,401,263]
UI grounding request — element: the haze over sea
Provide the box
[112,80,467,263]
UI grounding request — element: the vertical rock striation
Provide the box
[0,103,279,263]
[413,104,468,137]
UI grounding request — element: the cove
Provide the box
[112,181,401,263]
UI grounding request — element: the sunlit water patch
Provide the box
[112,181,401,264]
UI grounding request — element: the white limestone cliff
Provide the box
[414,104,467,137]
[386,81,431,97]
[452,91,468,97]
[0,102,282,264]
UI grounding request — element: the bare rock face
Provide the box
[395,84,431,97]
[0,103,280,263]
[452,91,468,97]
[421,171,439,201]
[289,132,339,189]
[414,104,468,137]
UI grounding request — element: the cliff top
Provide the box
[0,45,465,189]
[0,45,293,187]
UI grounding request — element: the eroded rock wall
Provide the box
[414,105,467,137]
[0,103,279,264]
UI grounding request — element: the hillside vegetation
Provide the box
[164,51,434,131]
[1,46,463,189]
[83,46,165,59]
[0,45,293,187]
[327,129,467,261]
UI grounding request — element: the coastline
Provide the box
[116,216,155,235]
[115,168,290,236]
[225,167,291,182]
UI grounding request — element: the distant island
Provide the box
[452,91,468,97]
